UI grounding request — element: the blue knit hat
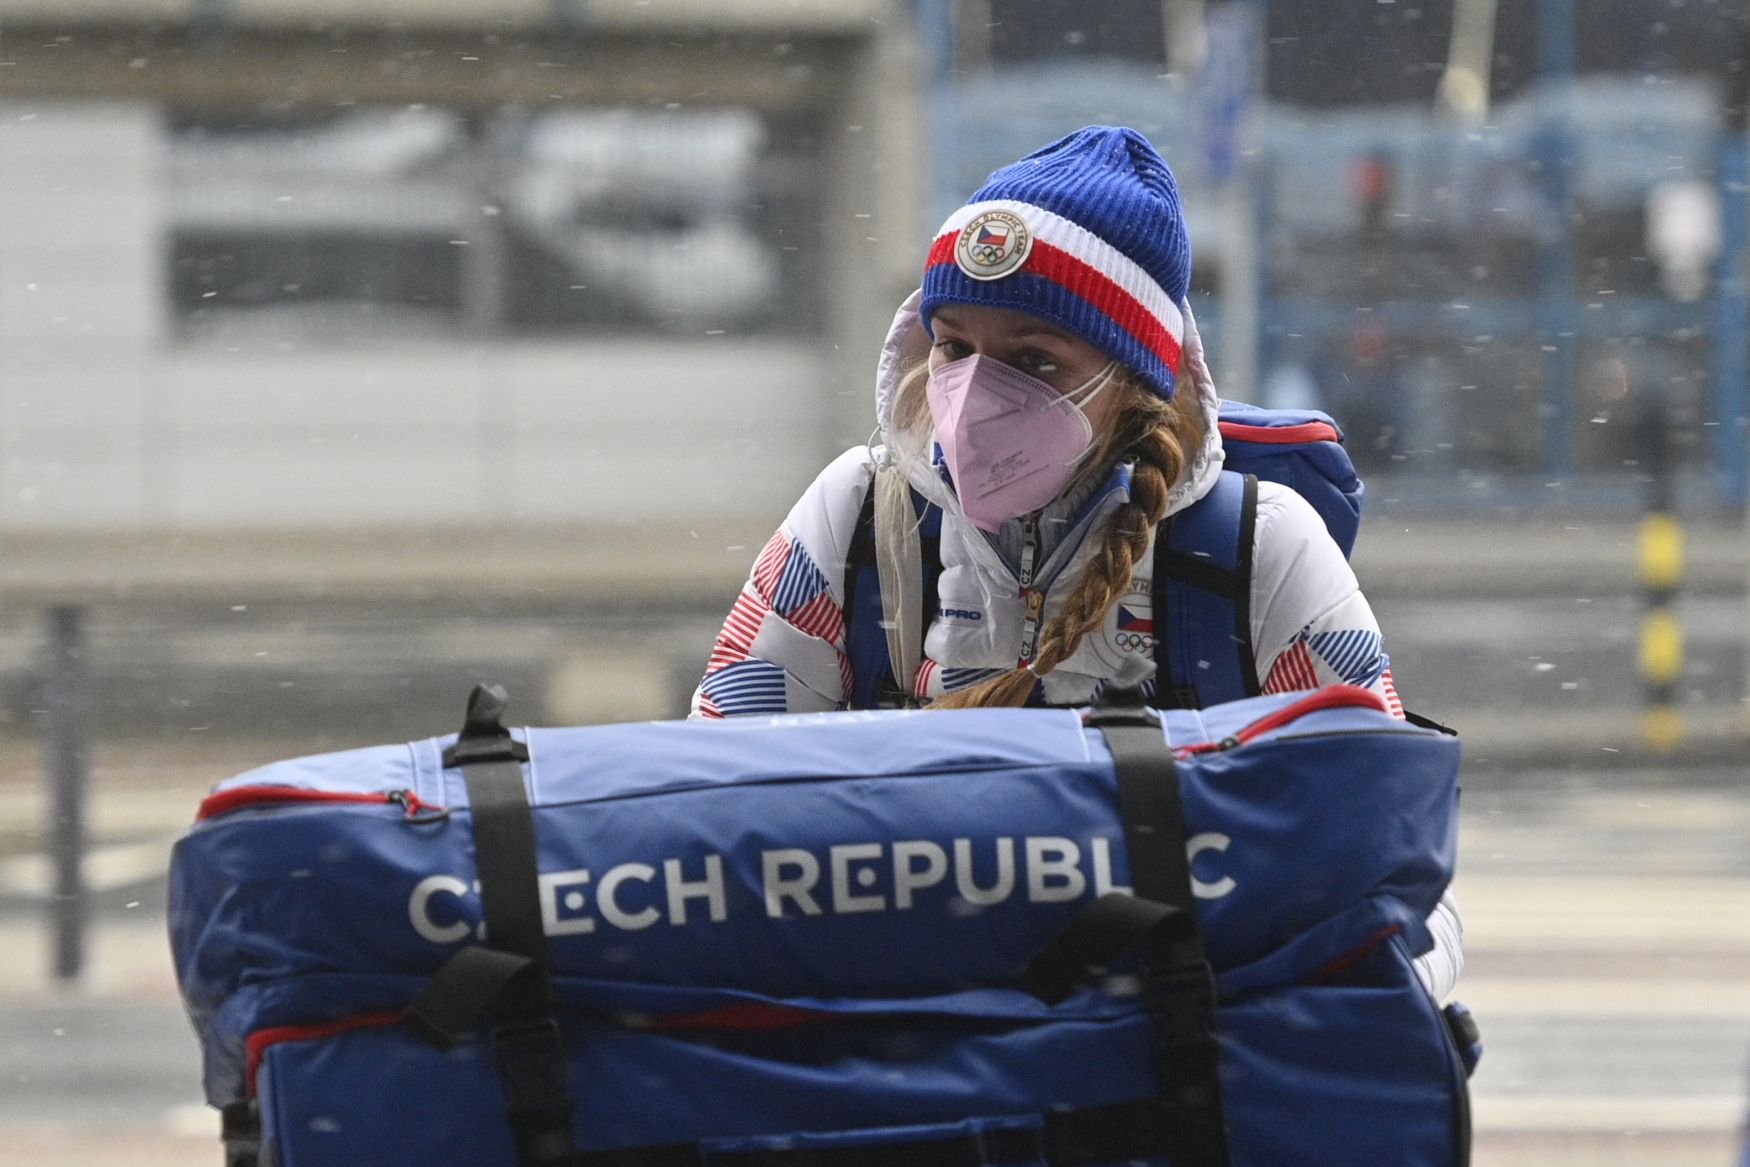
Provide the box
[920,126,1192,399]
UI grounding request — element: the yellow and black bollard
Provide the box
[1636,396,1684,750]
[1638,511,1684,749]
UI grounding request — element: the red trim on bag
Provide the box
[1175,684,1388,756]
[1309,926,1406,983]
[245,1011,403,1095]
[643,1002,836,1032]
[1218,420,1342,445]
[242,1001,842,1095]
[197,786,445,822]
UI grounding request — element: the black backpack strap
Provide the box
[1232,473,1261,694]
[405,684,580,1167]
[1150,472,1260,710]
[1014,691,1230,1167]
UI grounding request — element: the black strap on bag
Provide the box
[220,1099,263,1167]
[1013,892,1180,1005]
[1016,686,1231,1167]
[1405,708,1459,736]
[404,684,581,1167]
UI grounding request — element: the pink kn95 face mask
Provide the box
[925,354,1117,532]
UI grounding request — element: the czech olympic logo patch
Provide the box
[954,209,1033,281]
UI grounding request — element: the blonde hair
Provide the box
[890,361,1204,709]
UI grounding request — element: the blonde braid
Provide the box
[930,383,1199,709]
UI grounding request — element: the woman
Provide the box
[695,125,1398,717]
[693,126,1459,995]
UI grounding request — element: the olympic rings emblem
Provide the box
[1114,632,1156,653]
[953,209,1032,281]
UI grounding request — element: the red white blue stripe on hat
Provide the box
[926,199,1185,377]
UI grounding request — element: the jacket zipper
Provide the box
[197,785,449,823]
[1016,516,1042,665]
[1173,685,1389,757]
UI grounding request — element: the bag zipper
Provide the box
[1017,516,1042,665]
[198,785,450,823]
[1174,685,1388,757]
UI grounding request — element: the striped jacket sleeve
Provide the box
[1249,483,1404,717]
[690,449,871,719]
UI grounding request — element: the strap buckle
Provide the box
[491,1015,578,1165]
[444,734,531,768]
[442,683,533,768]
[492,1015,570,1108]
[220,1099,262,1167]
[1083,684,1162,727]
[1143,963,1220,1055]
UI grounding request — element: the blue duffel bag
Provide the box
[170,683,1469,1167]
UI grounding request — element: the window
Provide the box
[168,104,821,341]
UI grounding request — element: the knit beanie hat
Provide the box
[919,126,1192,399]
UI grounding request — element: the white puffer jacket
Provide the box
[695,293,1402,714]
[693,293,1461,999]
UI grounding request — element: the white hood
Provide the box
[871,290,1225,518]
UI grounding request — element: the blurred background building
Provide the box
[0,0,927,733]
[0,4,1748,1165]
